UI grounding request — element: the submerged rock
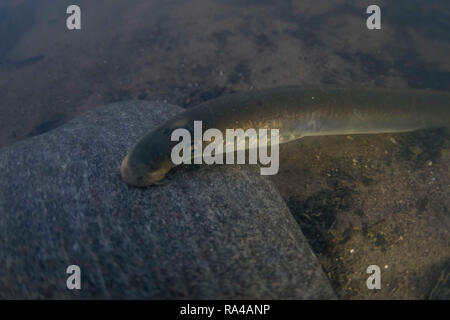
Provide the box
[0,100,335,299]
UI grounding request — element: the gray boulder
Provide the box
[0,100,335,299]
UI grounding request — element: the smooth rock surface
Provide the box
[0,100,336,299]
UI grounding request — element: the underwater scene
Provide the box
[0,0,448,301]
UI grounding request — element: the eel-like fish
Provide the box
[121,86,449,186]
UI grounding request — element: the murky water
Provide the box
[0,0,449,299]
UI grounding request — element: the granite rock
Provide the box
[0,100,335,299]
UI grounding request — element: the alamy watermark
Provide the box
[66,5,81,30]
[66,5,381,31]
[170,121,280,175]
[366,5,381,30]
[366,265,381,290]
[66,265,81,290]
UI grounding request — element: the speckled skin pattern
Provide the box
[122,86,450,186]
